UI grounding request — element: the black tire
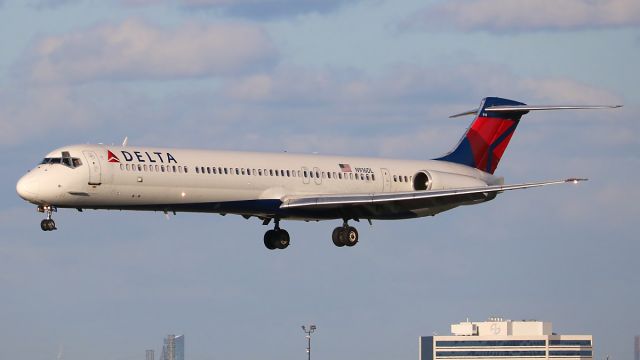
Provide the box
[276,229,290,249]
[48,220,56,231]
[332,227,345,247]
[345,226,358,247]
[263,230,277,250]
[41,220,49,231]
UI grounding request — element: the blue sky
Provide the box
[1,0,638,359]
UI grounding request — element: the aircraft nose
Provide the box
[16,174,40,201]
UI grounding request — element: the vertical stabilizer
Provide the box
[435,97,526,174]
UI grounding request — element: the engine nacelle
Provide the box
[413,170,487,191]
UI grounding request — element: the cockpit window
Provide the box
[40,152,83,169]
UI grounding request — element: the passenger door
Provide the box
[83,151,102,185]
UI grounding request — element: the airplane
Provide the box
[16,97,621,250]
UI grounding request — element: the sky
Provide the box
[0,0,638,359]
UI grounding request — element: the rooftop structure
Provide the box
[419,317,592,360]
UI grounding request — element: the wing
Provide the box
[280,178,586,219]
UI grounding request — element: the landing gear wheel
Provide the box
[275,229,290,249]
[40,219,56,231]
[264,230,277,250]
[263,228,290,250]
[332,227,345,247]
[344,226,358,247]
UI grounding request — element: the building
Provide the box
[160,334,184,360]
[146,349,154,360]
[635,335,639,360]
[419,317,592,360]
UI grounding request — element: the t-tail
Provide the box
[435,97,622,174]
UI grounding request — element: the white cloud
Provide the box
[22,19,277,83]
[120,0,357,19]
[2,61,624,154]
[405,0,640,33]
[28,0,79,9]
[0,84,92,146]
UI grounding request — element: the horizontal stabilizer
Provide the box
[450,104,622,118]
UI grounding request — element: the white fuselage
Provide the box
[17,144,499,220]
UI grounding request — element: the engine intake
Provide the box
[412,170,487,191]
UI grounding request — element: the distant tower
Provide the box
[146,349,154,360]
[635,335,640,360]
[161,334,184,360]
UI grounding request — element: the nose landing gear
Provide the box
[38,205,57,231]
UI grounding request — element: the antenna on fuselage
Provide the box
[122,136,128,147]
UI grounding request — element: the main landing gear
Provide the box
[331,220,359,247]
[263,218,290,250]
[38,205,57,231]
[261,218,360,250]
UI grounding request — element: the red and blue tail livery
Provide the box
[437,97,527,174]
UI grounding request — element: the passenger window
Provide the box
[366,174,370,181]
[393,175,397,182]
[161,165,165,172]
[258,169,263,176]
[196,167,200,174]
[304,171,308,177]
[178,166,183,173]
[173,165,177,172]
[372,174,375,181]
[184,167,188,173]
[143,164,148,171]
[338,173,342,179]
[404,176,408,182]
[120,164,124,171]
[349,173,353,180]
[315,171,320,178]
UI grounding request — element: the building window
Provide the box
[549,351,593,356]
[549,340,592,346]
[436,351,546,357]
[436,340,547,347]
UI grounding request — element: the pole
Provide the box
[302,324,316,360]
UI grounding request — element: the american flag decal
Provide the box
[339,163,352,172]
